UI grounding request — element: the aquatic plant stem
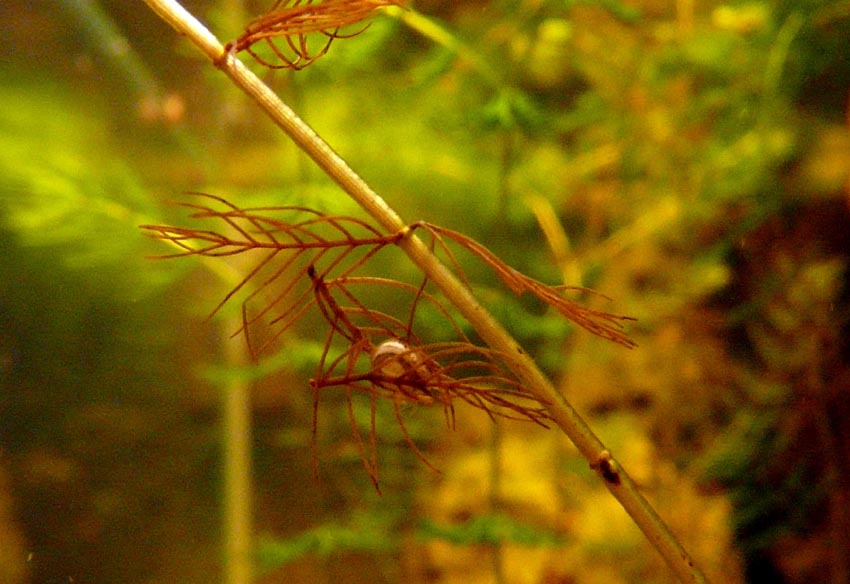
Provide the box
[222,317,253,584]
[140,1,708,581]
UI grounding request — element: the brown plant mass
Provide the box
[226,0,406,70]
[141,193,634,488]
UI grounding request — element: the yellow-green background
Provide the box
[1,1,849,583]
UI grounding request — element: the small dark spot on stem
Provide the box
[592,450,621,485]
[214,43,234,68]
[394,225,412,243]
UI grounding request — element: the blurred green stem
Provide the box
[139,1,709,582]
[222,317,253,584]
[384,5,502,88]
[763,12,804,106]
[55,0,160,101]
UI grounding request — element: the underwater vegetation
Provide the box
[140,191,635,491]
[1,0,849,583]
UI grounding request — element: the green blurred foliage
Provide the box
[419,514,564,546]
[0,82,174,297]
[0,67,225,581]
[257,510,397,568]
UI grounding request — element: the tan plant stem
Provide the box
[140,1,709,582]
[222,317,253,584]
